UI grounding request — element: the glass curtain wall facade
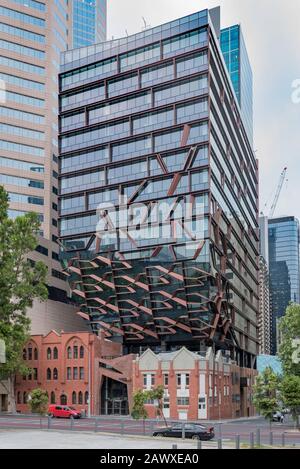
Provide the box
[59,8,259,368]
[0,0,71,297]
[268,216,300,354]
[220,25,253,146]
[71,0,107,49]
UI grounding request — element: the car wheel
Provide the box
[49,413,54,418]
[154,433,164,438]
[192,435,200,440]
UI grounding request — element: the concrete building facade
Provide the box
[0,0,108,336]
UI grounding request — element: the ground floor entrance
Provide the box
[100,377,129,416]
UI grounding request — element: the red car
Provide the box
[48,405,81,419]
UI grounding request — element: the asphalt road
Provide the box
[0,414,299,447]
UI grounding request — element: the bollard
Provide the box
[182,423,186,440]
[256,428,261,447]
[282,433,285,447]
[172,444,177,450]
[40,417,42,429]
[236,435,240,450]
[70,416,74,430]
[150,421,154,436]
[250,432,254,449]
[197,439,202,450]
[218,438,222,450]
[269,431,273,446]
[47,415,51,430]
[94,418,98,433]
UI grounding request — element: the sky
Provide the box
[108,0,300,221]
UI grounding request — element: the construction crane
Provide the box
[268,167,288,218]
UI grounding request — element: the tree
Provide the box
[131,386,169,430]
[278,303,300,376]
[148,385,168,427]
[28,388,49,415]
[280,375,300,429]
[0,186,48,411]
[253,367,280,428]
[131,389,148,433]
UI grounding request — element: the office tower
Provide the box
[268,216,300,354]
[70,0,107,48]
[0,0,91,334]
[220,24,253,146]
[258,216,272,355]
[59,8,259,371]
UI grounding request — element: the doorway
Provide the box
[101,377,129,415]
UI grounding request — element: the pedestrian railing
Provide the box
[0,415,299,449]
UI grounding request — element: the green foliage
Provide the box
[131,385,167,423]
[131,389,148,421]
[278,303,300,376]
[280,375,300,428]
[28,388,49,415]
[0,186,48,382]
[253,367,280,423]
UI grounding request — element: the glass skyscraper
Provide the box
[71,0,107,49]
[59,7,259,369]
[220,25,253,146]
[268,216,300,354]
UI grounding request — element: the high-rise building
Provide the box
[220,24,253,146]
[268,216,300,354]
[70,0,107,48]
[0,0,101,334]
[258,216,272,355]
[59,7,259,373]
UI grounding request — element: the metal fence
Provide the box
[0,415,299,449]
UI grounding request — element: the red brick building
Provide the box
[15,330,134,416]
[132,348,257,420]
[16,332,257,420]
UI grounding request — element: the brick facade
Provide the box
[16,333,256,420]
[133,348,257,420]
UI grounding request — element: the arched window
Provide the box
[28,347,32,360]
[78,391,83,405]
[72,391,77,405]
[17,392,21,404]
[47,368,51,380]
[51,392,56,404]
[23,392,27,404]
[60,394,67,406]
[67,346,72,359]
[47,348,52,360]
[73,346,78,359]
[53,368,58,380]
[53,347,58,360]
[23,349,27,360]
[80,346,84,359]
[85,391,89,405]
[34,348,38,360]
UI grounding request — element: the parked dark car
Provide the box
[153,423,214,440]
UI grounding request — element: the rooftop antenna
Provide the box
[125,29,129,37]
[142,16,151,31]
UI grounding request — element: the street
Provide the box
[0,414,299,448]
